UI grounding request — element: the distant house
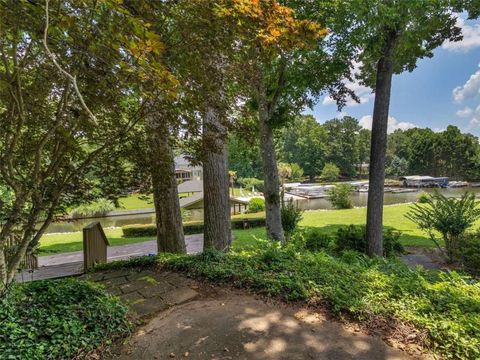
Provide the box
[180,192,248,214]
[399,176,449,188]
[178,180,203,196]
[174,155,203,182]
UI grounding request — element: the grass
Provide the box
[116,194,154,210]
[39,203,448,255]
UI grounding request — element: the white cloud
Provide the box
[453,64,480,103]
[323,61,374,107]
[359,115,417,133]
[456,106,473,117]
[443,17,480,52]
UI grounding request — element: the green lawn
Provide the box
[40,203,454,256]
[116,194,154,210]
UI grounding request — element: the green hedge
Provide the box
[0,278,130,359]
[122,216,266,238]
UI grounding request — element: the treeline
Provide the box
[229,115,480,181]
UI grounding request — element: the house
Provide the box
[180,192,248,214]
[174,155,203,182]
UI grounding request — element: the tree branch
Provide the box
[43,0,97,125]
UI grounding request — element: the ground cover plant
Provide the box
[0,278,131,359]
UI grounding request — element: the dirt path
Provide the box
[110,288,415,360]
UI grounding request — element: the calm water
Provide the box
[44,187,480,234]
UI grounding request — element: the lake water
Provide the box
[44,187,480,234]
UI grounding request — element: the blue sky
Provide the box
[310,16,480,135]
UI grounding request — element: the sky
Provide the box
[309,15,480,136]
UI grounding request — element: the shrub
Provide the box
[281,200,304,238]
[459,232,480,275]
[417,191,430,203]
[0,278,130,359]
[335,225,403,257]
[122,217,266,237]
[71,198,115,218]
[304,228,333,252]
[246,197,265,213]
[238,177,264,193]
[320,163,340,182]
[406,191,480,262]
[328,184,353,209]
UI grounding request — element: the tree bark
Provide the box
[366,32,397,257]
[146,113,186,254]
[259,102,285,243]
[203,106,232,250]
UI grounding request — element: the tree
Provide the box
[228,134,263,179]
[321,163,341,182]
[0,0,167,287]
[323,117,361,177]
[345,0,462,256]
[386,156,408,177]
[218,0,352,242]
[278,115,327,181]
[357,129,371,176]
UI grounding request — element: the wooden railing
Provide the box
[5,235,39,271]
[83,222,109,270]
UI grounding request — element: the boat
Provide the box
[391,188,418,194]
[448,181,469,188]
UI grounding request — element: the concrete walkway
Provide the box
[15,234,204,282]
[38,234,204,267]
[110,287,414,360]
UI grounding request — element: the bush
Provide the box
[459,232,480,275]
[335,225,403,257]
[281,200,304,238]
[304,228,333,252]
[238,177,264,193]
[71,198,115,218]
[122,217,266,237]
[320,163,340,182]
[406,191,480,262]
[417,191,430,203]
[246,197,265,213]
[0,278,130,359]
[328,184,353,209]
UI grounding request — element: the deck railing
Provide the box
[4,235,39,271]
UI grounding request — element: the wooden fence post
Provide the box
[83,222,109,271]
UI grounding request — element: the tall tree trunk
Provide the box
[203,106,232,250]
[259,102,285,243]
[146,114,186,254]
[366,32,397,257]
[0,246,7,292]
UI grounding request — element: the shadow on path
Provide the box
[111,290,413,360]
